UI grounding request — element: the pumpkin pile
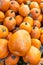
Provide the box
[0,0,43,65]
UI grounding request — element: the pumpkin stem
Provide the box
[2,28,6,32]
[11,55,16,59]
[11,2,14,4]
[11,10,14,13]
[25,22,27,25]
[36,11,38,13]
[33,25,36,29]
[9,17,12,20]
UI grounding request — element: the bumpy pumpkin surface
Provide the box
[8,30,31,56]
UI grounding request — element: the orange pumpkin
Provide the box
[40,27,43,34]
[0,0,10,11]
[19,4,30,17]
[30,8,40,19]
[31,26,40,39]
[0,11,5,22]
[20,22,32,33]
[23,16,33,26]
[0,25,8,38]
[33,20,41,28]
[5,54,19,65]
[32,0,42,3]
[15,15,23,26]
[8,30,31,56]
[31,38,41,49]
[30,2,39,9]
[40,34,43,44]
[4,17,16,31]
[17,0,24,4]
[10,1,20,12]
[0,39,9,59]
[5,10,15,18]
[37,14,42,22]
[23,46,41,64]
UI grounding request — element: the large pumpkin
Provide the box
[8,30,31,56]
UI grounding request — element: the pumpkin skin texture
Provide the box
[5,10,15,18]
[23,16,33,26]
[40,27,43,34]
[15,15,23,26]
[0,39,9,59]
[30,8,40,19]
[0,25,8,38]
[32,0,42,3]
[8,30,31,56]
[37,14,42,22]
[5,54,19,65]
[20,22,32,33]
[6,32,12,40]
[3,17,16,31]
[10,1,20,13]
[0,11,5,22]
[30,2,40,9]
[0,0,10,11]
[23,46,41,65]
[31,38,41,49]
[40,34,43,44]
[33,20,41,28]
[19,4,30,17]
[31,26,40,39]
[40,2,43,9]
[39,2,43,14]
[17,0,24,4]
[0,0,42,64]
